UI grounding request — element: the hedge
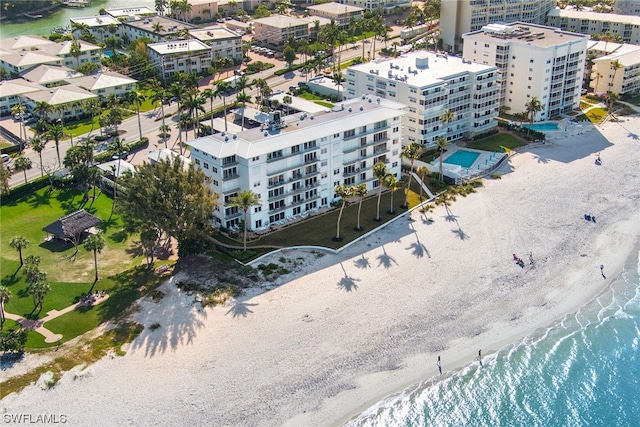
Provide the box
[93,137,149,165]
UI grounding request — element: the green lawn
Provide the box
[467,133,527,152]
[624,95,640,106]
[299,91,329,101]
[584,107,608,124]
[315,101,334,108]
[0,187,167,348]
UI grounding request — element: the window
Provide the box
[213,180,219,186]
[203,162,209,169]
[334,168,340,175]
[194,159,201,165]
[254,206,262,213]
[253,181,261,187]
[344,129,355,138]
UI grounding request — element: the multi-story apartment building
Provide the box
[307,2,364,29]
[70,15,123,42]
[123,16,197,43]
[187,98,405,230]
[440,0,555,53]
[584,40,638,90]
[614,0,640,16]
[253,15,330,47]
[346,51,499,147]
[189,26,243,62]
[336,0,411,14]
[67,71,138,99]
[147,39,212,81]
[21,65,83,87]
[546,9,640,45]
[38,40,102,70]
[591,47,640,95]
[463,22,589,120]
[0,79,45,116]
[104,6,156,21]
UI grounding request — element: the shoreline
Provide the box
[2,116,640,426]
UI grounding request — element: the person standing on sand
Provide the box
[478,350,482,367]
[437,356,442,375]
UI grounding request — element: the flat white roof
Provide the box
[349,50,497,88]
[587,40,638,55]
[547,8,640,25]
[307,2,364,14]
[190,27,241,42]
[594,48,640,67]
[254,15,314,29]
[148,39,211,55]
[463,22,589,48]
[269,92,328,114]
[70,15,121,27]
[105,6,156,18]
[189,97,405,159]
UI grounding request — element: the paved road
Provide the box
[6,30,400,189]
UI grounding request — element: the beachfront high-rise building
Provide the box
[440,0,556,52]
[187,97,405,230]
[590,47,640,96]
[463,22,589,121]
[346,51,499,147]
[546,9,640,45]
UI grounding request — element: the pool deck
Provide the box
[431,146,508,181]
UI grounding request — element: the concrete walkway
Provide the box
[4,293,109,343]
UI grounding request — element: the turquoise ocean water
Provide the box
[348,245,640,426]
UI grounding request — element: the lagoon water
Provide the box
[0,0,154,39]
[347,246,640,426]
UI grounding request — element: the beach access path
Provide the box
[2,116,640,426]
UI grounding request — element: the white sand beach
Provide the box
[2,116,640,426]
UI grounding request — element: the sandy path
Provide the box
[2,116,639,427]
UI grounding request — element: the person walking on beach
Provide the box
[529,252,534,265]
[437,355,442,375]
[600,264,606,279]
[478,350,482,367]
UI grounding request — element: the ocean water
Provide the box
[347,246,640,427]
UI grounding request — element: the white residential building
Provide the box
[307,2,364,29]
[187,97,405,230]
[21,85,98,120]
[336,0,411,14]
[346,51,500,147]
[463,22,589,120]
[614,0,640,16]
[105,6,157,21]
[21,64,83,87]
[147,39,212,81]
[70,15,123,42]
[0,79,45,116]
[189,26,243,61]
[253,15,331,47]
[123,16,197,44]
[590,47,640,95]
[546,9,640,45]
[584,40,638,90]
[67,71,138,98]
[38,40,102,70]
[440,0,556,52]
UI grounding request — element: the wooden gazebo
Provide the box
[43,209,102,251]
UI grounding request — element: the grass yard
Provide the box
[583,107,608,124]
[298,91,330,101]
[467,132,527,152]
[622,95,640,106]
[315,101,334,108]
[0,187,171,348]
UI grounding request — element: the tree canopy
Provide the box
[118,157,219,257]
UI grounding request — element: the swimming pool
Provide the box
[523,122,559,131]
[444,150,480,168]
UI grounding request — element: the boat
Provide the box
[23,12,43,19]
[62,0,90,7]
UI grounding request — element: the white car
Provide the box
[2,153,11,163]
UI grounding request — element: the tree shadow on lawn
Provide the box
[26,190,52,209]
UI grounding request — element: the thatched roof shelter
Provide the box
[42,209,102,242]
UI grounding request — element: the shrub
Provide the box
[491,173,502,179]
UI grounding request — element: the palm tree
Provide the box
[332,72,343,101]
[33,101,52,126]
[0,286,11,330]
[606,92,619,113]
[45,122,65,166]
[127,90,147,141]
[149,79,168,143]
[152,22,165,36]
[84,234,105,282]
[108,137,127,213]
[334,184,354,240]
[401,142,422,208]
[608,59,622,99]
[416,165,429,202]
[202,88,215,134]
[353,183,368,231]
[436,136,450,182]
[524,97,544,135]
[69,39,82,68]
[229,190,261,251]
[83,98,102,137]
[439,108,455,135]
[282,95,292,115]
[10,103,27,150]
[236,91,252,131]
[384,174,400,214]
[9,236,29,267]
[30,137,47,177]
[28,280,50,313]
[87,166,102,201]
[372,161,387,221]
[214,81,231,132]
[14,156,32,184]
[182,90,205,139]
[169,82,186,147]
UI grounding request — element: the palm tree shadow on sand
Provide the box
[337,262,360,292]
[376,245,398,269]
[444,204,468,240]
[407,223,430,258]
[226,301,258,318]
[353,254,370,269]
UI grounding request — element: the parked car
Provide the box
[13,113,32,121]
[2,154,11,163]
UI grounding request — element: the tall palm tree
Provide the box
[439,108,455,138]
[14,156,32,184]
[28,280,50,313]
[282,95,292,115]
[384,174,400,214]
[608,59,622,98]
[524,97,544,135]
[30,137,47,177]
[0,286,11,330]
[334,184,354,240]
[229,190,261,252]
[182,90,205,139]
[332,72,343,100]
[353,183,368,231]
[108,137,127,214]
[373,161,387,221]
[9,236,29,267]
[214,81,231,132]
[83,98,102,137]
[149,79,168,142]
[236,91,252,131]
[169,82,186,147]
[84,234,105,282]
[69,39,82,68]
[202,88,215,134]
[436,136,450,182]
[33,100,52,126]
[401,142,422,208]
[127,90,146,141]
[416,165,429,202]
[45,122,65,166]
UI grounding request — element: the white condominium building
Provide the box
[147,39,212,81]
[546,9,640,45]
[591,47,640,96]
[615,0,640,15]
[463,23,589,120]
[440,0,555,52]
[346,51,499,147]
[188,97,405,230]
